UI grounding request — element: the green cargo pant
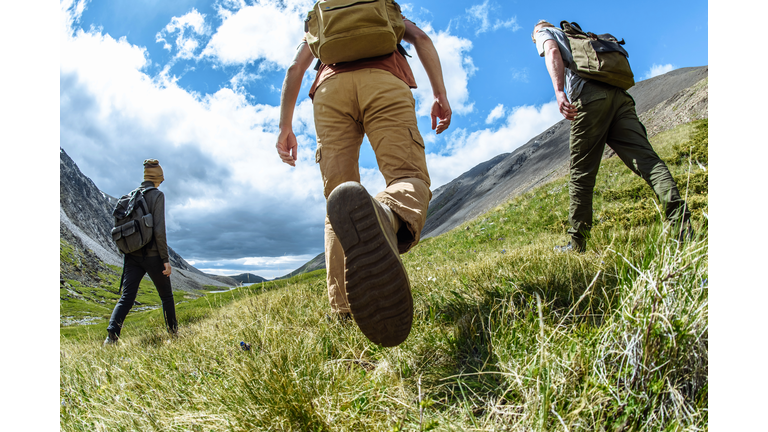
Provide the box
[568,80,690,244]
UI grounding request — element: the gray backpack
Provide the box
[111,186,156,254]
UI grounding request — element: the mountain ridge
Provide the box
[206,273,268,285]
[276,252,326,280]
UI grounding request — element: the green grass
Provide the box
[60,277,307,342]
[60,261,191,327]
[596,119,708,230]
[60,120,708,431]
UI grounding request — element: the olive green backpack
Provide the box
[560,21,635,90]
[305,0,406,65]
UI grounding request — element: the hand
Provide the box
[276,128,299,167]
[163,263,172,276]
[430,95,452,134]
[556,91,577,121]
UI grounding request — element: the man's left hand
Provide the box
[556,90,577,121]
[163,263,172,276]
[431,95,452,134]
[276,128,299,167]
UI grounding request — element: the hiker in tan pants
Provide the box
[276,17,452,347]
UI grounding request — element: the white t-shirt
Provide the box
[534,27,587,101]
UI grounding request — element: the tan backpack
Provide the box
[305,0,406,65]
[560,21,635,90]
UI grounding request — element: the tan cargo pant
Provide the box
[313,68,432,313]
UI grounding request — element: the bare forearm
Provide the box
[279,43,313,130]
[541,40,576,120]
[276,42,313,166]
[414,41,447,97]
[544,46,566,96]
[279,66,305,130]
[404,23,447,98]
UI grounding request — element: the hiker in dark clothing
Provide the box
[104,159,177,345]
[532,20,692,252]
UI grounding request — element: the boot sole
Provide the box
[327,182,413,347]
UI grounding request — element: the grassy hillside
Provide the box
[60,241,194,327]
[60,120,708,431]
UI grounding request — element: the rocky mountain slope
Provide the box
[276,252,326,280]
[421,66,708,239]
[60,148,234,293]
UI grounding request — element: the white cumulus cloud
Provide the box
[466,0,521,35]
[201,0,313,68]
[156,9,209,59]
[408,23,476,117]
[427,101,562,188]
[485,104,505,124]
[643,63,675,80]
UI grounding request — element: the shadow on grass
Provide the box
[415,247,623,415]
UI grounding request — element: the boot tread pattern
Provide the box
[327,182,413,347]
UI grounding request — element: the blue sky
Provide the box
[57,0,709,279]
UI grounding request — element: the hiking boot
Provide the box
[554,237,586,253]
[676,221,694,244]
[103,331,119,346]
[327,181,413,347]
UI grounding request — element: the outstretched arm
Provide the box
[276,42,315,166]
[403,20,452,134]
[541,39,577,121]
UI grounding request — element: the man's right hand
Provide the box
[556,90,577,121]
[276,128,298,167]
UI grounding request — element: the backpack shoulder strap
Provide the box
[113,188,140,218]
[597,33,625,45]
[136,186,157,215]
[560,21,586,37]
[396,43,411,58]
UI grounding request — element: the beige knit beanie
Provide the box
[143,159,164,186]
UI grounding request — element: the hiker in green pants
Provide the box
[532,20,691,252]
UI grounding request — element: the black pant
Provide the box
[107,254,177,336]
